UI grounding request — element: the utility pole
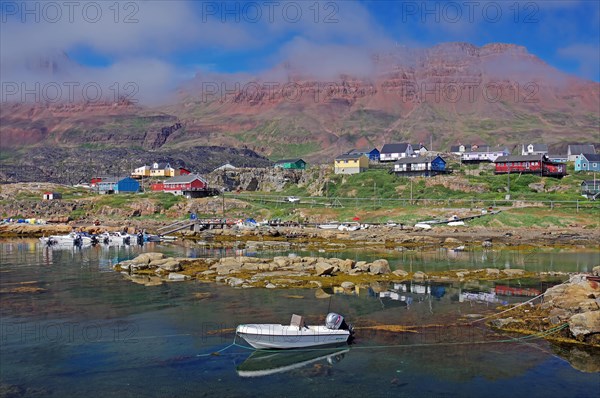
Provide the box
[507,170,510,200]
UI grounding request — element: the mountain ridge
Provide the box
[1,42,598,182]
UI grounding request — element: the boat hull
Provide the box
[317,224,339,230]
[236,324,350,349]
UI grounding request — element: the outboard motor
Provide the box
[326,312,351,331]
[326,312,354,344]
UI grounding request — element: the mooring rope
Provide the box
[198,323,569,356]
[467,278,571,324]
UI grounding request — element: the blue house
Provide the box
[97,176,140,194]
[346,148,380,162]
[393,155,447,177]
[575,154,600,172]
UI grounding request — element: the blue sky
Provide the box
[1,1,598,102]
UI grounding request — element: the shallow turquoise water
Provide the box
[0,240,598,397]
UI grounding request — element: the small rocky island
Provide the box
[115,253,600,349]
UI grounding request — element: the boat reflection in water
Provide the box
[236,347,349,378]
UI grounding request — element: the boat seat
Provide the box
[290,314,305,330]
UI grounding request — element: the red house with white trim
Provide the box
[161,174,207,195]
[494,155,566,178]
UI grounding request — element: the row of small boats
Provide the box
[317,222,364,231]
[39,231,173,247]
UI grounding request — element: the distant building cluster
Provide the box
[324,141,597,179]
[84,141,597,199]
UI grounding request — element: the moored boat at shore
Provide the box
[317,221,340,230]
[338,222,361,231]
[236,313,353,350]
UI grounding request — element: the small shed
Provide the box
[274,159,307,170]
[581,180,600,198]
[42,192,62,200]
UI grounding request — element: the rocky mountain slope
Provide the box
[1,43,598,183]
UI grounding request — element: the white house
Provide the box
[411,144,428,157]
[461,146,510,162]
[521,144,548,156]
[567,144,596,162]
[380,143,414,162]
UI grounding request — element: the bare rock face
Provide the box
[133,252,165,264]
[369,259,391,275]
[315,262,335,276]
[542,278,600,344]
[569,311,600,338]
[158,260,182,272]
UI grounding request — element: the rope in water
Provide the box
[467,278,570,324]
[196,323,569,356]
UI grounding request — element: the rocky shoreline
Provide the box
[2,222,599,251]
[489,268,600,355]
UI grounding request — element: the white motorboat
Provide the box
[337,222,361,231]
[414,223,432,229]
[42,232,92,246]
[236,347,349,377]
[317,222,339,230]
[39,236,57,245]
[236,313,353,350]
[100,232,131,245]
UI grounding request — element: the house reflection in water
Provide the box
[371,282,448,309]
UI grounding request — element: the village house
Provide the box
[345,148,380,162]
[379,143,414,162]
[393,155,447,177]
[547,154,568,163]
[150,162,177,177]
[133,163,187,178]
[334,153,369,175]
[42,192,62,200]
[411,144,428,157]
[575,153,600,172]
[567,144,596,162]
[521,144,549,156]
[131,165,151,178]
[494,155,566,177]
[450,144,488,155]
[274,159,307,170]
[461,145,510,163]
[152,174,208,196]
[581,180,600,199]
[90,176,111,187]
[97,176,140,194]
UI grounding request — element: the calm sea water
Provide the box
[0,239,598,397]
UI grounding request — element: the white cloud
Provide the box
[557,43,600,81]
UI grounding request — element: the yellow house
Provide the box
[334,153,369,174]
[150,162,177,177]
[131,165,151,178]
